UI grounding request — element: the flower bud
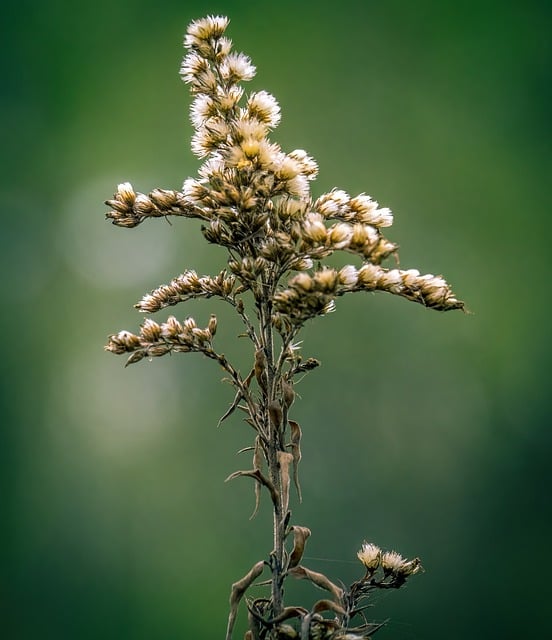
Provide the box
[117,182,135,206]
[208,314,218,336]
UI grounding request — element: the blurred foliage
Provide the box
[1,0,550,638]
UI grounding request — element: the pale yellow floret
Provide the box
[329,223,353,249]
[285,174,309,199]
[186,15,229,42]
[247,90,281,128]
[221,52,256,82]
[381,551,404,572]
[357,542,381,570]
[291,272,313,292]
[302,212,328,243]
[338,265,358,286]
[117,182,135,205]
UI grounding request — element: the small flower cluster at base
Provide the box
[105,315,217,366]
[357,541,422,586]
[357,542,381,573]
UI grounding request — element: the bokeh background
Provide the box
[2,0,550,638]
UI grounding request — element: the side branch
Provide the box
[136,269,239,313]
[106,315,266,437]
[105,182,207,228]
[105,315,217,365]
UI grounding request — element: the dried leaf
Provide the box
[124,351,145,367]
[243,367,254,386]
[225,469,279,508]
[281,380,295,409]
[311,599,346,617]
[237,446,254,454]
[288,420,302,502]
[288,526,311,569]
[246,604,263,640]
[254,348,267,393]
[269,400,282,429]
[289,565,344,605]
[251,437,264,519]
[282,510,291,531]
[218,388,243,427]
[272,624,298,639]
[226,561,265,640]
[277,451,294,516]
[267,606,308,624]
[245,597,270,630]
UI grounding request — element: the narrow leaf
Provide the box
[124,351,145,367]
[265,606,308,624]
[288,526,311,569]
[289,565,344,605]
[226,561,265,640]
[237,446,255,454]
[218,388,243,427]
[268,401,282,429]
[277,451,294,516]
[281,379,295,410]
[288,420,303,502]
[225,469,279,508]
[254,348,267,393]
[311,599,346,617]
[251,437,264,519]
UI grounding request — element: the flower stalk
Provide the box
[104,15,464,640]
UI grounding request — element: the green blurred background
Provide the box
[2,0,550,638]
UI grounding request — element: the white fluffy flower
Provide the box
[357,542,381,571]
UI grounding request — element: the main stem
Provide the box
[260,284,286,619]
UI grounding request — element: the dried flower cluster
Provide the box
[357,541,421,584]
[104,15,464,640]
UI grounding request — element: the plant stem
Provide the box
[259,275,286,619]
[268,442,284,618]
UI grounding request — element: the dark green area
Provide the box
[2,1,550,638]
